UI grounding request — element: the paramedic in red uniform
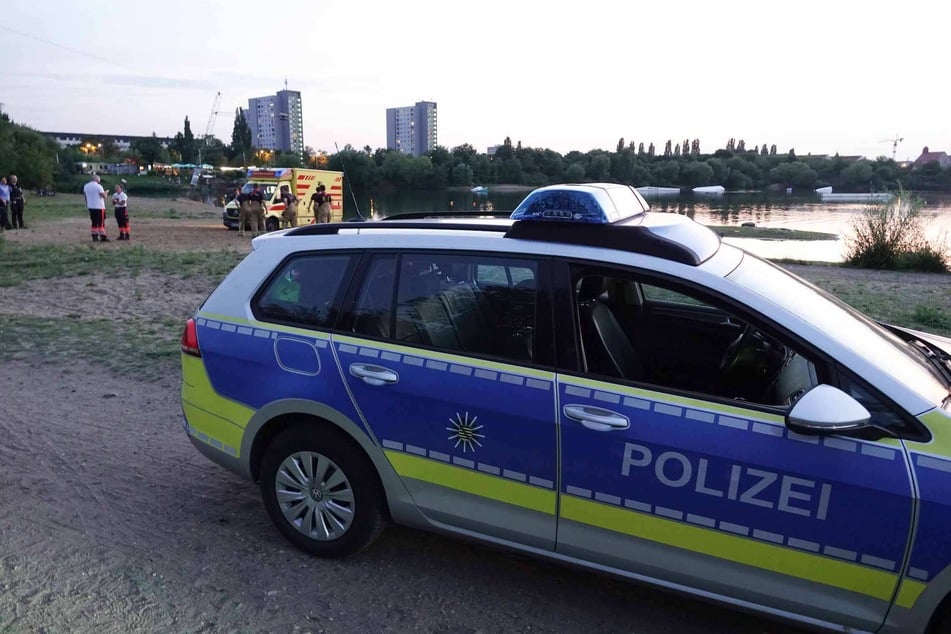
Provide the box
[112,183,130,240]
[83,174,109,242]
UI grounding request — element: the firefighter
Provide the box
[248,183,267,236]
[279,185,298,229]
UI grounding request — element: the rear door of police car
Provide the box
[336,250,559,549]
[551,259,915,632]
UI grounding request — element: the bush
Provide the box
[845,188,949,272]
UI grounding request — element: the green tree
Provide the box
[769,161,818,190]
[0,117,57,187]
[680,160,714,187]
[172,116,196,163]
[131,133,170,167]
[564,162,586,182]
[230,108,253,164]
[840,161,875,191]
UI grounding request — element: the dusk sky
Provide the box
[6,0,949,161]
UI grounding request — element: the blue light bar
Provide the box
[510,184,649,224]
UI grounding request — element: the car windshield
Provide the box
[728,253,949,400]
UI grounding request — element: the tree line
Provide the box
[4,112,951,195]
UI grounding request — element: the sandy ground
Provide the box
[0,207,910,634]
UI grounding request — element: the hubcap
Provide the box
[275,451,354,541]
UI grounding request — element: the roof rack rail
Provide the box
[503,221,712,266]
[284,220,509,237]
[381,211,512,221]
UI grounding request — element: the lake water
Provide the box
[351,189,951,263]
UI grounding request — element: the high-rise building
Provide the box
[386,101,437,157]
[244,89,304,158]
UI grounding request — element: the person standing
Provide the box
[308,183,333,223]
[0,176,11,230]
[8,175,25,229]
[234,187,250,236]
[83,174,109,242]
[278,185,298,229]
[112,183,130,240]
[248,183,267,236]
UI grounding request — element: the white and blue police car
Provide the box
[180,183,951,633]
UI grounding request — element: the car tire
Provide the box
[259,425,386,558]
[266,217,280,233]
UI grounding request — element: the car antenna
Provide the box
[334,142,366,221]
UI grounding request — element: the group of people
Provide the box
[231,182,333,236]
[232,184,269,237]
[83,174,130,242]
[0,175,26,231]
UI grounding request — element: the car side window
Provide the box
[571,266,819,406]
[255,254,354,329]
[352,252,538,363]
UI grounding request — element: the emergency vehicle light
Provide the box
[510,183,649,224]
[246,168,291,179]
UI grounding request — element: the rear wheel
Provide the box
[259,426,385,558]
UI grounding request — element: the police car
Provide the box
[180,183,951,633]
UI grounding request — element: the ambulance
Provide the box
[222,168,345,231]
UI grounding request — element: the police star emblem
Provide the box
[447,412,484,453]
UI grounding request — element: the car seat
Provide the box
[577,275,643,380]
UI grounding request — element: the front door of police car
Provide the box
[555,267,914,632]
[337,252,557,549]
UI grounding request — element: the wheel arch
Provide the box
[242,399,413,522]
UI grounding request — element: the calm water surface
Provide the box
[349,190,951,263]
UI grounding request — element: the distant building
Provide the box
[41,131,171,151]
[487,145,501,156]
[244,89,304,158]
[386,101,437,157]
[913,146,951,169]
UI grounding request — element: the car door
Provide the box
[553,262,915,632]
[335,251,558,549]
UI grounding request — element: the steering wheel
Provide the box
[719,323,757,375]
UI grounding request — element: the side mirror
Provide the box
[786,384,871,435]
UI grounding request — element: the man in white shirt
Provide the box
[83,174,108,242]
[112,183,130,240]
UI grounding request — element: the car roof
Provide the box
[279,211,721,266]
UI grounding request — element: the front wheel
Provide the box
[259,426,385,558]
[265,216,280,233]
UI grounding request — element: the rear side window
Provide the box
[254,253,354,329]
[350,252,538,363]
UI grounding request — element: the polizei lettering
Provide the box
[621,442,832,520]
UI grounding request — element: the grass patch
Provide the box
[914,305,951,332]
[800,274,951,337]
[0,316,182,382]
[0,242,243,287]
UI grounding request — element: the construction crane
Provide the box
[880,135,904,160]
[197,91,222,166]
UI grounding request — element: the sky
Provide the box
[5,0,950,162]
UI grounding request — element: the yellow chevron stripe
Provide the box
[385,450,556,515]
[562,495,897,601]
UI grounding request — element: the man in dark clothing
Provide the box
[308,184,332,223]
[8,175,25,229]
[247,183,267,236]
